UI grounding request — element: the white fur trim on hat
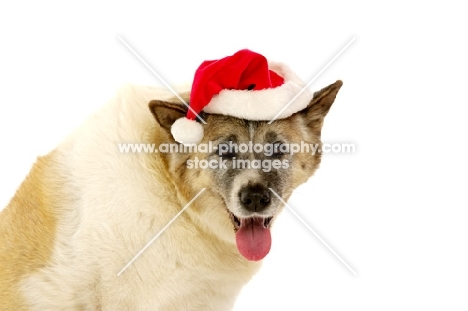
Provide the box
[171,117,204,145]
[203,62,312,120]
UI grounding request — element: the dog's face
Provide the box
[149,80,342,261]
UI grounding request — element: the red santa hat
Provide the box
[171,49,313,144]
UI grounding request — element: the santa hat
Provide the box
[171,49,313,144]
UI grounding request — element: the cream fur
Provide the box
[4,84,261,310]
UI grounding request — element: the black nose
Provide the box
[239,184,271,213]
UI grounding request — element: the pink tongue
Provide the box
[235,218,271,261]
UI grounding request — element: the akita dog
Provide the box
[0,51,342,310]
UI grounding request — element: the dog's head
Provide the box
[149,80,342,261]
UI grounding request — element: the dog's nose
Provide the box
[239,185,271,213]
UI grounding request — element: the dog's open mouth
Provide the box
[229,212,273,230]
[228,211,273,261]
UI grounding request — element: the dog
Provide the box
[0,79,342,310]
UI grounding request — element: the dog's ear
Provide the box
[302,80,343,125]
[149,100,188,131]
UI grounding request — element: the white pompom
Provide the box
[171,117,204,145]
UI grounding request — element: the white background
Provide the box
[1,1,467,310]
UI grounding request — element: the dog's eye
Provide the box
[217,143,237,158]
[272,141,285,157]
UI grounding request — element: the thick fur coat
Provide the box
[0,81,342,310]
